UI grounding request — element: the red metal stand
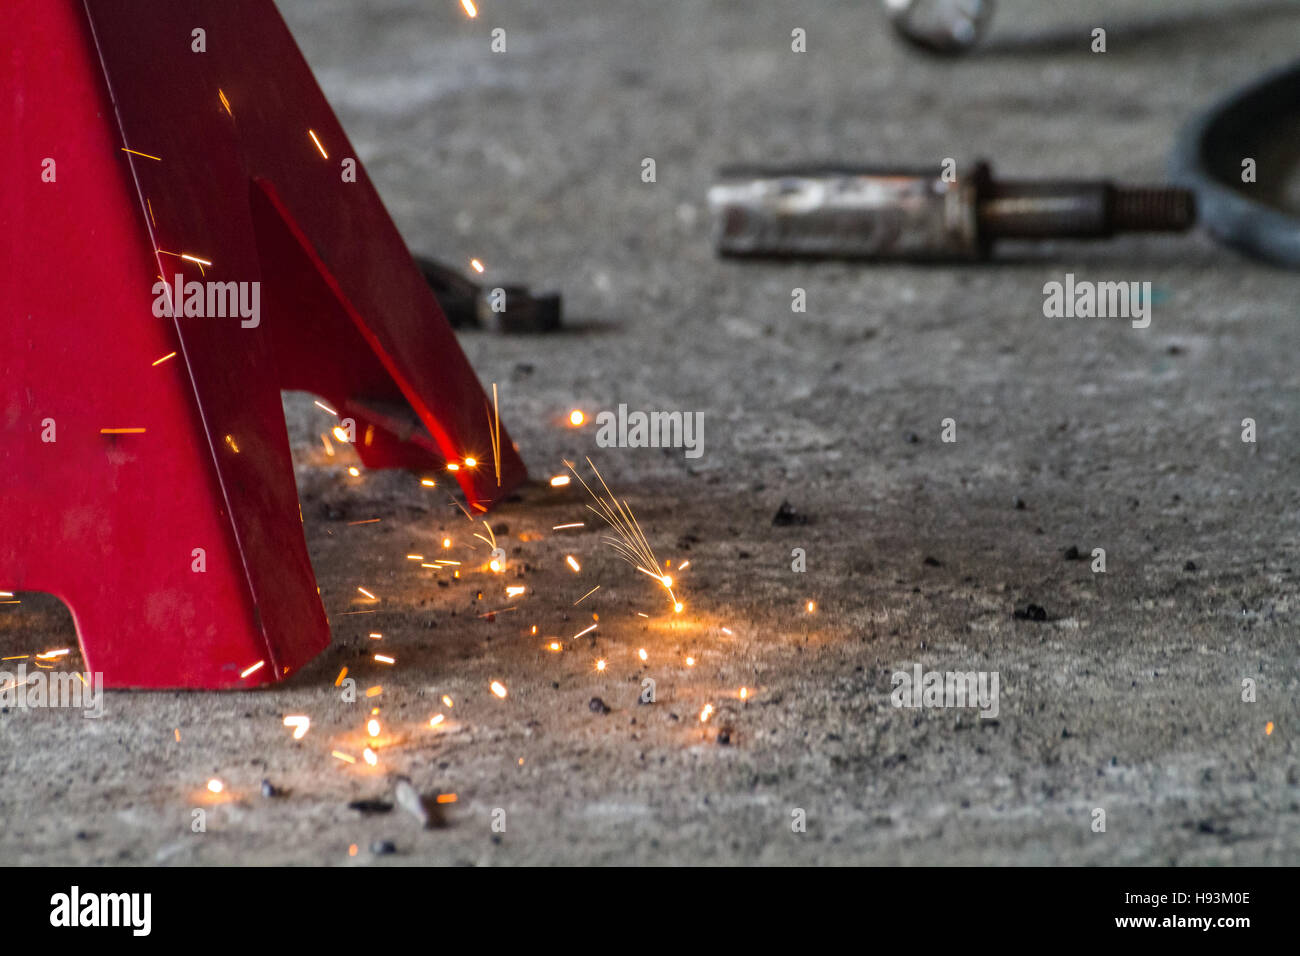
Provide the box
[0,0,526,688]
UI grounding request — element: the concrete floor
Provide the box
[3,0,1299,865]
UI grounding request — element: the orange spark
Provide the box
[308,129,328,159]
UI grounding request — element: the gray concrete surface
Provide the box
[3,0,1299,865]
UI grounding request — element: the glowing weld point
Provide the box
[569,409,585,426]
[362,748,378,766]
[207,778,224,793]
[674,602,684,613]
[442,538,452,548]
[806,601,816,614]
[347,466,360,477]
[367,718,381,737]
[464,457,477,467]
[566,555,581,573]
[547,641,562,652]
[283,715,310,739]
[685,656,695,667]
[461,0,478,18]
[308,129,328,159]
[490,680,508,699]
[739,687,749,700]
[357,587,377,600]
[332,426,350,443]
[240,660,265,678]
[638,648,647,662]
[595,659,606,672]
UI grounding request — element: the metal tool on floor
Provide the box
[709,162,1195,261]
[412,255,562,333]
[1,0,526,689]
[710,57,1300,268]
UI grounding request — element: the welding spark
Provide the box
[699,704,714,723]
[490,681,508,698]
[443,695,454,708]
[572,623,598,641]
[357,587,377,600]
[430,714,445,727]
[550,475,571,487]
[240,660,265,679]
[314,400,338,416]
[347,466,360,477]
[332,751,356,764]
[553,522,584,530]
[470,258,484,273]
[152,352,177,366]
[121,147,162,161]
[461,0,478,18]
[573,585,600,606]
[218,89,232,116]
[207,779,224,793]
[283,715,310,739]
[566,555,582,573]
[595,659,607,672]
[362,748,378,766]
[568,409,585,426]
[547,641,562,652]
[367,718,381,737]
[421,478,437,487]
[565,457,679,611]
[332,425,350,443]
[370,632,383,639]
[308,129,329,159]
[335,667,348,686]
[374,654,395,665]
[506,585,526,597]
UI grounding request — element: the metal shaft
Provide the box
[708,161,1196,261]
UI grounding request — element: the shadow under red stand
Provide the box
[0,0,526,688]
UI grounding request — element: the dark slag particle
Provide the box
[1184,560,1198,572]
[347,799,394,815]
[370,840,397,856]
[1014,604,1049,622]
[1063,546,1082,560]
[589,697,611,715]
[772,500,809,526]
